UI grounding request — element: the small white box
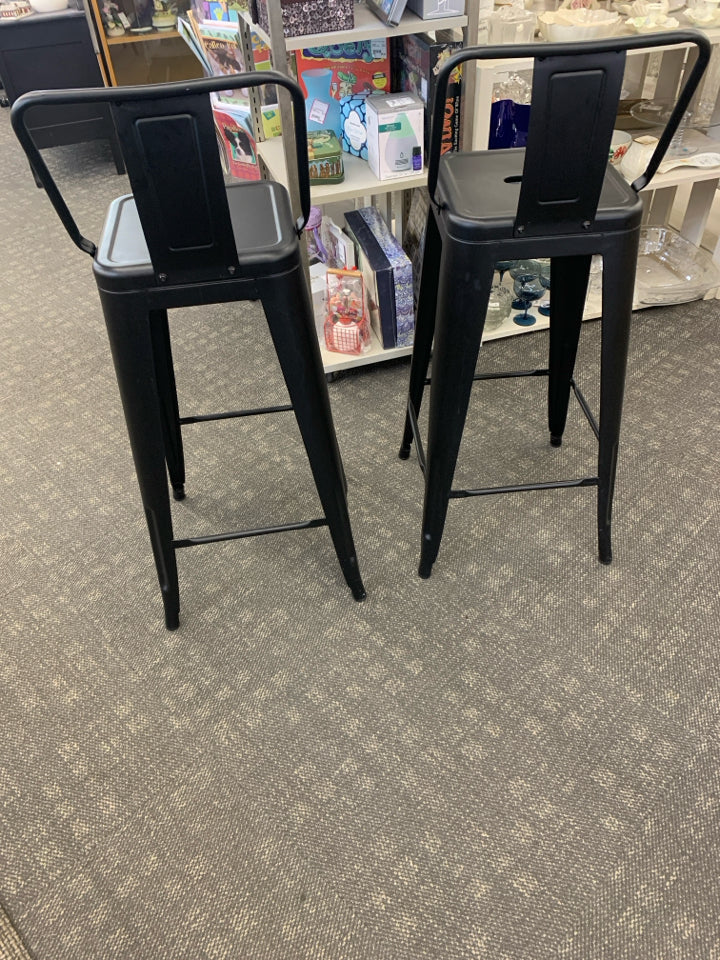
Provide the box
[406,0,466,17]
[365,93,424,182]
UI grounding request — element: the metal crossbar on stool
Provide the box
[399,32,711,580]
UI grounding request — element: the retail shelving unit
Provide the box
[249,3,720,370]
[469,29,720,260]
[248,0,479,373]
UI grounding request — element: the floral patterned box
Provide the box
[255,0,353,39]
[344,206,415,349]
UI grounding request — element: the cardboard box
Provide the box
[365,92,424,181]
[344,207,415,349]
[391,31,463,156]
[294,40,391,100]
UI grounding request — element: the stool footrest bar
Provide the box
[473,367,550,382]
[173,517,328,548]
[180,403,293,425]
[450,476,599,498]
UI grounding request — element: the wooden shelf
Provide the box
[106,28,181,45]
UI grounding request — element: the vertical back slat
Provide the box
[111,92,240,284]
[515,50,627,237]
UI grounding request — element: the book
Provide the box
[391,31,463,156]
[194,19,245,77]
[344,208,415,349]
[365,0,409,27]
[180,13,281,141]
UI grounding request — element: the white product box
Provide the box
[406,0,466,17]
[365,93,424,181]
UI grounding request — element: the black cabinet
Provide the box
[0,7,123,173]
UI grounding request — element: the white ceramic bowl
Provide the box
[538,9,621,40]
[29,0,68,11]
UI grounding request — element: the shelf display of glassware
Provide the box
[634,226,720,304]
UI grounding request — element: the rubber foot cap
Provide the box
[550,435,562,447]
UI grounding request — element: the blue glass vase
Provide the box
[301,68,342,139]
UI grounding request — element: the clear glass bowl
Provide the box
[634,226,720,305]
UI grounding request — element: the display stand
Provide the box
[246,4,720,371]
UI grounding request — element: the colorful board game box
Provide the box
[294,40,391,100]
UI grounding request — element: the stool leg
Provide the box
[597,232,639,565]
[149,309,186,501]
[258,269,366,601]
[419,242,495,579]
[99,291,180,629]
[547,255,591,446]
[400,207,442,459]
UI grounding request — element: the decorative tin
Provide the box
[307,130,344,185]
[255,0,353,39]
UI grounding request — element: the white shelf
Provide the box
[321,330,413,373]
[629,128,720,190]
[258,135,428,202]
[249,3,468,52]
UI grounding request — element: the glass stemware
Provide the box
[484,281,513,332]
[496,259,515,284]
[509,259,542,309]
[512,274,544,326]
[538,260,551,317]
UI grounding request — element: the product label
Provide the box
[386,96,415,108]
[344,111,366,150]
[308,99,329,124]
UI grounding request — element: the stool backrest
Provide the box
[428,31,711,237]
[11,72,310,284]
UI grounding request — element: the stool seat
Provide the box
[437,149,642,242]
[95,181,300,291]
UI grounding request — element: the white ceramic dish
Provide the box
[634,226,720,305]
[684,5,720,24]
[537,8,621,41]
[28,0,68,11]
[626,13,680,30]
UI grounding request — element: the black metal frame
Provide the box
[11,70,312,254]
[406,368,599,498]
[11,71,365,629]
[401,30,711,580]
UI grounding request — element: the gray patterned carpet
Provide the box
[1,104,720,960]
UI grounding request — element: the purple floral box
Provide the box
[255,0,353,39]
[356,205,415,348]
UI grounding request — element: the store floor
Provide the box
[1,105,719,960]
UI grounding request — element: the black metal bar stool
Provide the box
[12,72,366,629]
[400,32,710,579]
